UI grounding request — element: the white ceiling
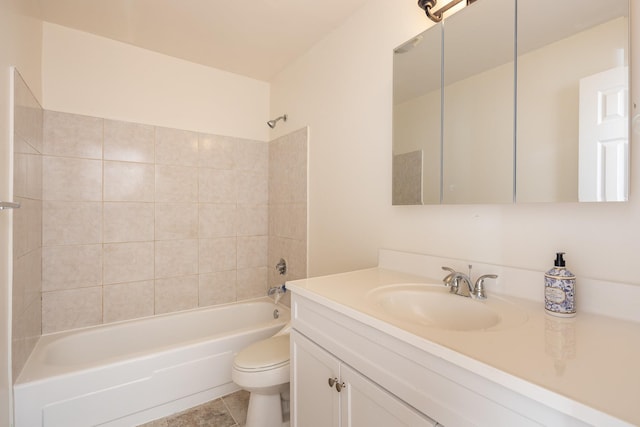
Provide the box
[41,0,371,82]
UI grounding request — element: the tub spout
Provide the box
[268,284,287,305]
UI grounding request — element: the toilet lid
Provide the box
[234,334,290,371]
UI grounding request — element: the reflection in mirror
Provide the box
[442,0,515,204]
[516,0,629,202]
[392,25,442,205]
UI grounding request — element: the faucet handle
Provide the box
[473,274,498,300]
[441,266,456,286]
[442,266,461,294]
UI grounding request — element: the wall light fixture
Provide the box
[418,0,478,22]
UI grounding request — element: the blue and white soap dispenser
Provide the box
[544,252,576,317]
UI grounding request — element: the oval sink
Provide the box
[366,283,527,332]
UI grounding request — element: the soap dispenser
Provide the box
[544,252,576,317]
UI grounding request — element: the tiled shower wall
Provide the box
[40,111,307,334]
[268,128,308,304]
[12,69,44,380]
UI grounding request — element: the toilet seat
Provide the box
[233,335,290,372]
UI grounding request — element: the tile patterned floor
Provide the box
[138,390,250,427]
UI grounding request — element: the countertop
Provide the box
[287,267,640,426]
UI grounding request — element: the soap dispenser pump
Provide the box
[544,252,576,317]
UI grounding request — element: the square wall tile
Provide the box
[236,139,268,172]
[199,168,236,203]
[199,270,236,306]
[103,242,155,285]
[269,203,306,240]
[199,237,236,274]
[237,236,268,269]
[198,133,235,169]
[155,276,198,314]
[104,202,154,243]
[155,239,198,279]
[104,119,155,163]
[43,244,102,291]
[155,164,198,203]
[155,127,199,166]
[43,156,102,201]
[237,204,268,237]
[155,203,198,240]
[104,281,154,323]
[43,111,103,159]
[104,161,155,202]
[199,204,236,238]
[236,170,268,205]
[42,287,102,334]
[43,201,102,246]
[237,267,268,300]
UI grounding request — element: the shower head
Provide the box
[267,114,287,129]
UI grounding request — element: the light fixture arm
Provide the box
[418,0,476,23]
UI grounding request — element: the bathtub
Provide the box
[14,297,290,427]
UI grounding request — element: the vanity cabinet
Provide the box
[290,291,595,427]
[291,330,438,427]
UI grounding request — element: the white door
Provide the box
[578,66,629,201]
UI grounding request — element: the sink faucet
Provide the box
[441,266,497,300]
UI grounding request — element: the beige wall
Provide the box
[0,1,42,426]
[42,23,270,142]
[270,0,640,288]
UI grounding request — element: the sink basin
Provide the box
[366,284,527,332]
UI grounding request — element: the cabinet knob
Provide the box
[328,377,337,388]
[335,381,346,392]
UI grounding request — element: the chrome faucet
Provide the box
[441,266,497,300]
[268,284,287,305]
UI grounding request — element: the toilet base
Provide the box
[245,391,288,427]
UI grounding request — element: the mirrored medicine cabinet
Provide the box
[392,0,630,205]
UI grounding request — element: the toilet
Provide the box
[232,323,291,427]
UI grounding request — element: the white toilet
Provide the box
[232,323,291,427]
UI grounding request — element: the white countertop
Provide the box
[287,267,640,426]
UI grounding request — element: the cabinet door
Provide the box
[291,331,340,427]
[340,364,438,427]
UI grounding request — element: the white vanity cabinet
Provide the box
[290,290,597,427]
[291,330,438,427]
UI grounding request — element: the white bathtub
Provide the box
[14,297,290,427]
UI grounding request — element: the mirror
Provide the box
[393,25,442,204]
[516,0,629,202]
[392,0,630,204]
[442,0,515,204]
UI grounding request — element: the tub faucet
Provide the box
[441,266,497,300]
[268,284,287,305]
